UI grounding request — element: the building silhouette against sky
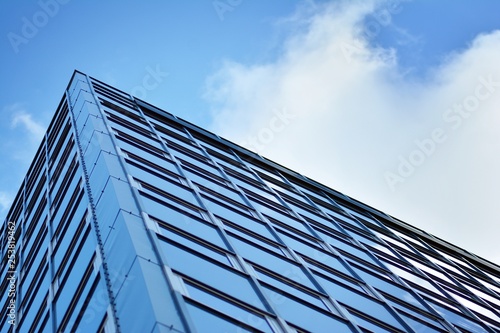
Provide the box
[2,71,500,332]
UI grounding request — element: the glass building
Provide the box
[2,71,500,333]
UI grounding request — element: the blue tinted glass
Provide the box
[156,214,227,250]
[160,240,266,310]
[53,214,85,273]
[159,228,230,265]
[428,300,488,333]
[227,173,265,192]
[221,215,277,243]
[276,230,321,258]
[382,260,444,296]
[228,235,317,290]
[351,266,426,310]
[348,312,395,333]
[389,303,446,332]
[185,283,273,333]
[314,274,406,331]
[397,311,444,333]
[302,214,344,234]
[185,302,254,333]
[125,150,179,175]
[127,161,180,186]
[141,193,203,222]
[19,271,49,332]
[182,169,225,189]
[255,269,329,311]
[202,196,253,222]
[171,150,209,167]
[226,229,282,256]
[305,252,354,279]
[198,183,246,206]
[261,286,354,333]
[22,246,47,295]
[131,168,197,206]
[315,229,377,265]
[264,212,312,236]
[65,276,102,332]
[328,211,366,230]
[55,239,95,327]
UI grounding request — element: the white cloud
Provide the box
[10,105,46,142]
[0,191,13,213]
[205,0,500,264]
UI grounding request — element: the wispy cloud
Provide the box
[11,110,45,142]
[205,0,500,263]
[0,191,13,213]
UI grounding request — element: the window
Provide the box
[47,103,69,151]
[313,227,379,267]
[50,138,75,189]
[303,251,355,281]
[159,239,266,310]
[381,259,445,297]
[228,234,317,291]
[115,131,166,158]
[276,229,322,259]
[184,281,274,333]
[222,218,280,252]
[51,184,83,242]
[95,86,137,111]
[154,213,227,250]
[426,298,488,333]
[396,310,448,332]
[351,265,427,311]
[114,128,162,150]
[52,211,87,276]
[201,194,255,223]
[198,183,246,207]
[184,301,258,333]
[124,149,179,179]
[157,225,229,264]
[138,179,199,209]
[108,114,152,139]
[265,213,312,237]
[314,273,407,332]
[140,191,204,223]
[255,267,329,311]
[260,285,354,333]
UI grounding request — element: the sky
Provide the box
[1,0,500,265]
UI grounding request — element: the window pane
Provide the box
[255,268,328,311]
[185,283,273,333]
[155,213,227,250]
[160,240,266,310]
[314,274,406,331]
[261,285,354,333]
[228,235,317,290]
[185,302,254,333]
[158,228,230,265]
[351,266,426,310]
[427,300,487,333]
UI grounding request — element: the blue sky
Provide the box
[1,0,500,264]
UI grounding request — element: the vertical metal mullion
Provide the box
[65,78,121,333]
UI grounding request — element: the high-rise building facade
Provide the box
[2,71,500,333]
